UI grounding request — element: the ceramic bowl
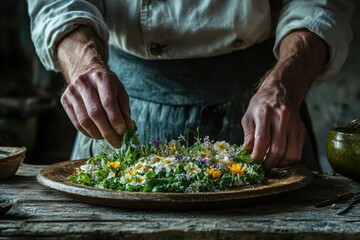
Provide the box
[326,127,360,181]
[0,146,26,180]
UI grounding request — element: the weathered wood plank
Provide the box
[0,165,360,239]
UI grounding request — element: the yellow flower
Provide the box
[124,168,136,175]
[107,161,120,171]
[206,168,221,179]
[227,162,246,175]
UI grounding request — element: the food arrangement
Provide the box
[68,126,265,192]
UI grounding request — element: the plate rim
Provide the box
[36,159,314,207]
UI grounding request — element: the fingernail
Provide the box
[110,138,122,149]
[242,144,253,152]
[114,125,126,135]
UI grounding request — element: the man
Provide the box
[27,1,354,170]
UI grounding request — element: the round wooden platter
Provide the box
[37,160,313,210]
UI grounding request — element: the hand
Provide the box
[241,29,328,169]
[241,78,305,169]
[61,66,133,148]
[57,26,133,148]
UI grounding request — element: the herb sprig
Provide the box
[68,125,265,192]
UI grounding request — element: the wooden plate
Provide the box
[37,160,313,210]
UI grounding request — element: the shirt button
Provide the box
[150,43,167,56]
[232,39,244,48]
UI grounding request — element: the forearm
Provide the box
[57,25,108,82]
[261,29,328,106]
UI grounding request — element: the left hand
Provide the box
[241,76,305,169]
[241,29,328,169]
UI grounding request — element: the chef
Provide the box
[27,0,354,170]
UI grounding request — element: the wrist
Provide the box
[259,72,304,109]
[257,29,328,107]
[57,26,108,82]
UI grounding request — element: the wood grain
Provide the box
[1,164,360,239]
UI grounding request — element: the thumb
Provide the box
[242,118,255,153]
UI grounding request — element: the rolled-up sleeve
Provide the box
[27,0,109,72]
[274,0,355,81]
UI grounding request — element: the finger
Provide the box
[96,76,127,135]
[241,117,255,152]
[107,71,134,129]
[251,115,271,164]
[278,126,299,167]
[117,85,134,129]
[279,122,305,167]
[77,80,122,148]
[61,87,102,139]
[263,121,286,169]
[61,94,91,138]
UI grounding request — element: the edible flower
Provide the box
[184,162,201,177]
[107,161,120,171]
[206,168,221,179]
[227,162,246,175]
[168,140,180,154]
[124,168,136,175]
[214,141,230,153]
[69,126,265,193]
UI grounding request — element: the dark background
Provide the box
[0,1,76,164]
[0,1,358,171]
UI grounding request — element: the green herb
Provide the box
[68,125,265,192]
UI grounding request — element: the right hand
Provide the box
[60,66,133,148]
[57,26,133,148]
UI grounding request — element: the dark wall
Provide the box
[307,2,360,172]
[0,1,76,164]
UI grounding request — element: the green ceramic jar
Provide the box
[326,127,360,181]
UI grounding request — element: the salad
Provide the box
[68,126,265,193]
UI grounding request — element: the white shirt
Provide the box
[27,0,354,80]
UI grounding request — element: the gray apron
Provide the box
[71,38,320,171]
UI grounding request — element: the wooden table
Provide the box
[1,164,360,239]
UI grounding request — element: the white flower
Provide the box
[120,174,133,184]
[135,176,147,186]
[184,162,201,178]
[163,156,179,173]
[79,164,98,174]
[150,155,163,163]
[168,140,180,154]
[215,152,230,165]
[79,164,99,179]
[133,162,145,173]
[214,141,230,153]
[105,170,116,180]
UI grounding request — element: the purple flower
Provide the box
[196,156,209,164]
[230,151,239,157]
[203,135,210,142]
[182,156,190,162]
[152,139,160,148]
